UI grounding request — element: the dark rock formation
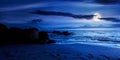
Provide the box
[0,24,55,45]
[52,30,72,36]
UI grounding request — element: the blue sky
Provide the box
[0,0,120,29]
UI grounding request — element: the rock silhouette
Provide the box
[39,31,55,44]
[0,24,55,44]
[52,31,72,36]
[0,24,8,43]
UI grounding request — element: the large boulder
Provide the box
[0,24,8,43]
[8,27,23,43]
[39,31,55,44]
[23,28,39,41]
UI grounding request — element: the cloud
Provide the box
[30,19,42,23]
[112,24,120,27]
[0,14,3,20]
[0,2,51,12]
[0,2,85,12]
[0,1,104,12]
[100,18,120,22]
[95,0,119,5]
[30,10,94,19]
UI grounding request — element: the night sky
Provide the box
[0,0,120,29]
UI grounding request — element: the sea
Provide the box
[49,28,120,47]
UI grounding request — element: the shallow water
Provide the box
[50,28,120,47]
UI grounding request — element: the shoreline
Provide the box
[0,43,120,60]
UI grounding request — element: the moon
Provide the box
[93,13,101,21]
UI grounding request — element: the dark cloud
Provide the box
[31,19,42,23]
[112,24,120,27]
[0,14,3,20]
[100,18,120,22]
[30,10,94,19]
[95,0,119,5]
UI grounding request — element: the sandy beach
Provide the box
[0,44,120,60]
